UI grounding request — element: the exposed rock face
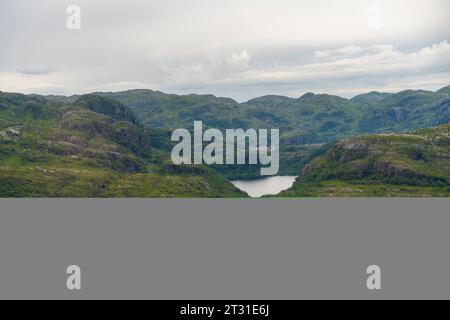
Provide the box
[300,124,450,186]
[61,108,113,136]
[60,107,151,153]
[112,123,152,156]
[54,106,150,172]
[74,94,137,124]
[327,140,369,162]
[53,132,89,154]
[0,125,24,140]
[391,108,408,122]
[436,99,450,125]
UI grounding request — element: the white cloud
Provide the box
[228,50,251,69]
[154,41,450,96]
[315,45,367,62]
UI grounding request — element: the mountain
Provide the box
[96,87,450,145]
[94,87,450,178]
[0,92,246,197]
[74,94,138,124]
[246,95,297,108]
[351,91,393,104]
[1,85,449,197]
[95,90,253,130]
[357,90,450,133]
[278,124,450,197]
[437,85,450,95]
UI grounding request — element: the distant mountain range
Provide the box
[1,85,449,197]
[44,85,450,145]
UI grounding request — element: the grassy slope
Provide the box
[278,124,450,197]
[2,85,450,197]
[95,87,449,179]
[98,87,450,144]
[99,90,365,144]
[0,93,246,198]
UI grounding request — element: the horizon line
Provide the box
[1,84,449,104]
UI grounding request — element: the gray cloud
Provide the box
[0,0,449,100]
[16,66,53,75]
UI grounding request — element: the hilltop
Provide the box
[278,124,450,197]
[0,92,246,197]
[1,84,449,197]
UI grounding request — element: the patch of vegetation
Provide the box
[278,124,450,197]
[0,93,247,198]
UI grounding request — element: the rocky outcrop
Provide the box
[61,108,112,136]
[300,124,450,186]
[74,94,137,124]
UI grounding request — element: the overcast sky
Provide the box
[0,0,449,101]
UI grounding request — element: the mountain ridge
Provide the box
[37,84,450,105]
[0,92,246,197]
[1,84,449,194]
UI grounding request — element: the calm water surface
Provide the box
[231,176,298,198]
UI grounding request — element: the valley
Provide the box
[1,85,449,197]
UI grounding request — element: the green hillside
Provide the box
[94,86,450,179]
[0,92,246,198]
[1,85,449,197]
[97,87,450,146]
[98,90,364,145]
[357,90,450,132]
[278,124,450,197]
[351,91,393,104]
[437,85,450,95]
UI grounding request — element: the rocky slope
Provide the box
[279,124,450,197]
[0,92,246,197]
[92,86,450,146]
[1,85,450,197]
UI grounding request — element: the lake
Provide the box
[231,176,298,198]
